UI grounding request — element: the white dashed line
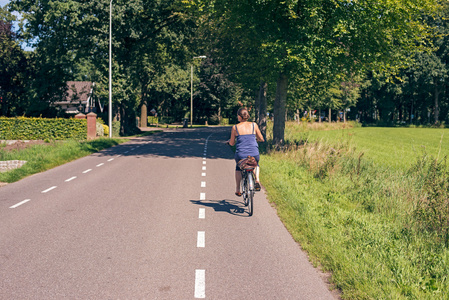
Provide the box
[10,199,31,208]
[194,269,206,298]
[107,158,114,162]
[202,166,206,170]
[201,181,206,188]
[96,163,104,167]
[65,176,77,182]
[42,186,57,193]
[201,173,206,177]
[124,151,129,154]
[200,193,206,200]
[203,161,206,165]
[83,169,92,174]
[197,231,205,248]
[199,208,205,219]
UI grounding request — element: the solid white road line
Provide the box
[200,193,206,200]
[42,186,57,193]
[201,181,206,188]
[83,169,92,174]
[96,163,104,167]
[197,231,205,248]
[10,199,31,209]
[194,269,206,298]
[65,176,77,182]
[199,208,205,219]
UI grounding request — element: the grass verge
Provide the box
[0,138,127,183]
[261,123,449,299]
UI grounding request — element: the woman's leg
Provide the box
[255,166,260,183]
[235,170,242,193]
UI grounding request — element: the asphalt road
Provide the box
[0,127,337,299]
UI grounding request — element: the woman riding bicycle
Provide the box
[227,107,265,196]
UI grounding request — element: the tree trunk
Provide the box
[255,85,260,124]
[258,81,268,141]
[273,73,288,145]
[119,102,126,136]
[329,108,332,123]
[140,97,147,128]
[435,85,440,124]
[319,108,322,123]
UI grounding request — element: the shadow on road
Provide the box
[190,199,250,217]
[95,127,234,160]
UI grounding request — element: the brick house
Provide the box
[53,81,101,114]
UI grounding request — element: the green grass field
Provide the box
[262,122,449,299]
[286,125,449,169]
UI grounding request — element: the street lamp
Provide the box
[190,56,207,127]
[108,0,113,138]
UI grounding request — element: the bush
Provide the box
[221,118,229,125]
[112,121,120,137]
[148,116,158,125]
[102,124,109,136]
[0,117,86,140]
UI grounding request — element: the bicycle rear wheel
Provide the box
[247,172,254,216]
[241,175,249,206]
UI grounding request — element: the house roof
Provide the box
[65,81,93,103]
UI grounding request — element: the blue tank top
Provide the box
[235,123,259,157]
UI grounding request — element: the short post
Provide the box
[75,113,86,120]
[87,112,97,139]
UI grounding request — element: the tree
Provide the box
[11,0,196,133]
[197,0,441,144]
[0,6,30,116]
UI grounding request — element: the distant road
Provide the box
[0,127,336,299]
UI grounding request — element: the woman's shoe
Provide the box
[255,182,261,191]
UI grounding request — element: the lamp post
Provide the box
[190,56,206,127]
[108,0,113,138]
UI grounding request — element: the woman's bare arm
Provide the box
[228,126,237,146]
[254,123,265,142]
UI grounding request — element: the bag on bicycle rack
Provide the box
[237,156,258,170]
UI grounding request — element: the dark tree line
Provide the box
[0,1,446,140]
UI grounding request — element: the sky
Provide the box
[0,0,9,7]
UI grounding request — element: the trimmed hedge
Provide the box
[0,117,87,140]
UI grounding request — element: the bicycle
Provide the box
[240,165,256,216]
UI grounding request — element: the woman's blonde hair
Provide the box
[237,107,250,121]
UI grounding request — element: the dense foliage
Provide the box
[0,0,446,134]
[0,117,87,140]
